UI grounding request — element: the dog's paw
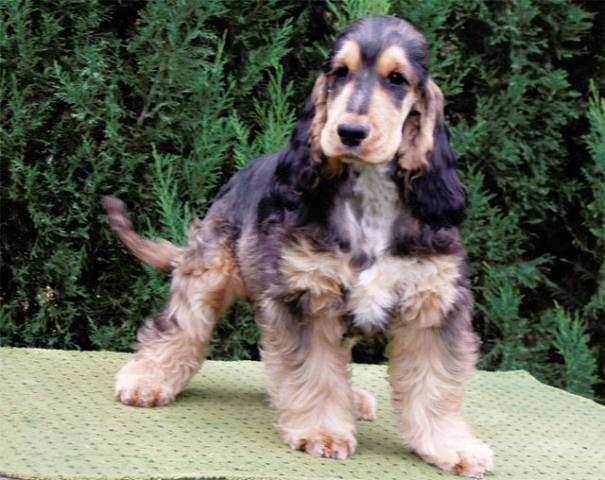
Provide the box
[353,387,376,421]
[420,438,494,478]
[114,360,176,407]
[115,377,175,407]
[287,432,357,460]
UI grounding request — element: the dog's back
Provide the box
[103,150,284,272]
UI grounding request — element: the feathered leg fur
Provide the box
[115,242,242,406]
[258,298,357,459]
[108,197,244,407]
[387,286,494,478]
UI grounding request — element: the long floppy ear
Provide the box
[398,77,442,171]
[402,78,465,229]
[289,74,327,159]
[258,74,337,230]
[308,74,328,163]
[289,73,341,177]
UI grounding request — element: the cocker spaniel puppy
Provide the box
[104,15,493,478]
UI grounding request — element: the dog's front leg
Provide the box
[258,299,356,459]
[387,287,494,478]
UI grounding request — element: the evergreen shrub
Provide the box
[1,0,603,400]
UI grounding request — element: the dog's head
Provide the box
[299,16,463,228]
[320,15,434,167]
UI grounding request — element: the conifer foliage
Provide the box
[1,0,603,400]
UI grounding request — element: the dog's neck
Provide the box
[337,162,401,261]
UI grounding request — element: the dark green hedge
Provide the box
[1,0,603,400]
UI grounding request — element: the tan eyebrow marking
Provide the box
[376,45,416,84]
[332,40,361,71]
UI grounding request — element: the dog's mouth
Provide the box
[336,150,392,166]
[337,151,364,164]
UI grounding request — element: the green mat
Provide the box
[1,348,603,480]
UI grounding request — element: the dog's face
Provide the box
[319,17,431,166]
[297,16,463,229]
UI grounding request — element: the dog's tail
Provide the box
[102,196,184,272]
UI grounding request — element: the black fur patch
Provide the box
[406,125,465,230]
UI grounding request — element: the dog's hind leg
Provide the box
[115,241,243,407]
[258,299,357,459]
[353,387,377,421]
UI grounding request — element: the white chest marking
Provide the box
[346,255,461,333]
[340,165,402,332]
[343,164,400,258]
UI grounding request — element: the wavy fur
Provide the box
[104,15,492,477]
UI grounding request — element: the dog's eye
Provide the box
[332,66,349,79]
[388,72,408,86]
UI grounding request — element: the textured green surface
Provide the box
[0,348,604,480]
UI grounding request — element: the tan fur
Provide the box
[387,291,494,477]
[281,238,354,317]
[115,240,244,407]
[278,233,492,472]
[274,241,477,463]
[285,23,436,175]
[375,45,416,85]
[281,234,463,331]
[309,76,328,160]
[332,40,361,71]
[103,196,184,272]
[308,75,343,177]
[260,303,356,459]
[353,387,377,421]
[321,82,413,165]
[321,76,354,161]
[398,254,461,328]
[398,78,444,172]
[115,323,205,407]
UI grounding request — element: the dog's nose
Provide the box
[337,123,370,147]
